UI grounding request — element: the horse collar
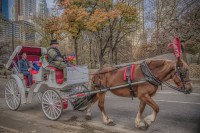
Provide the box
[140,61,162,86]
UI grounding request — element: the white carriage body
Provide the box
[67,66,89,85]
[5,46,89,105]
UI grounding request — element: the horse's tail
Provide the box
[86,72,99,101]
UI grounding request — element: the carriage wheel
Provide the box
[41,89,63,120]
[69,85,89,111]
[5,78,21,111]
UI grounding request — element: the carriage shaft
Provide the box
[70,80,146,98]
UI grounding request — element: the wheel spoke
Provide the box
[7,82,12,90]
[5,87,12,94]
[10,97,14,108]
[50,106,53,118]
[7,96,13,107]
[54,105,62,113]
[42,100,50,105]
[47,91,52,102]
[13,96,18,109]
[53,100,61,105]
[43,95,49,103]
[44,92,51,102]
[43,103,50,109]
[15,95,20,103]
[53,106,61,116]
[52,107,57,118]
[5,93,13,99]
[45,105,51,114]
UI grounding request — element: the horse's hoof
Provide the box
[144,122,150,130]
[138,126,148,130]
[107,121,116,126]
[85,115,92,120]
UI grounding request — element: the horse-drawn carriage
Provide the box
[4,46,91,120]
[4,40,193,130]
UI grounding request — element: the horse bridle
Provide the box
[141,61,191,94]
[169,65,192,94]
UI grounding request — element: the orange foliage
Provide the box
[86,9,109,31]
[115,3,137,22]
[46,0,137,38]
[61,6,89,37]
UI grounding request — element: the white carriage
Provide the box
[4,46,90,120]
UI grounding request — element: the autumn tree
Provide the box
[32,16,52,47]
[178,2,200,64]
[86,0,138,65]
[48,0,138,66]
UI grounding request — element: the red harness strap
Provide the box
[124,64,135,81]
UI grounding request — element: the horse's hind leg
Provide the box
[85,94,98,120]
[98,92,115,126]
[135,100,146,129]
[142,94,159,129]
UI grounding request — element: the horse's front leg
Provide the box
[97,92,115,126]
[135,100,146,129]
[142,94,159,129]
[85,94,98,120]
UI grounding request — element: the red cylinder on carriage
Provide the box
[62,99,68,109]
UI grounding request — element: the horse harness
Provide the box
[140,61,162,86]
[140,61,191,94]
[124,65,136,99]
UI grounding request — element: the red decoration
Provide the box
[168,37,182,58]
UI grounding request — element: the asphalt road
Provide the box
[0,79,200,133]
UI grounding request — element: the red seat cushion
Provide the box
[29,70,38,75]
[47,66,64,84]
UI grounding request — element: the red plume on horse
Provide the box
[168,36,182,58]
[85,37,193,130]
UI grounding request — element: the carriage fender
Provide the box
[10,74,26,104]
[33,82,53,93]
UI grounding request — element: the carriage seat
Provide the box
[44,54,64,84]
[47,66,64,84]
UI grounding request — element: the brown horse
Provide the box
[85,58,193,130]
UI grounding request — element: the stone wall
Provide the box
[189,64,200,79]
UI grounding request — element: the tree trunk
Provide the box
[109,25,113,65]
[114,47,118,65]
[74,37,78,65]
[99,53,104,67]
[156,0,160,46]
[197,52,200,64]
[89,43,92,68]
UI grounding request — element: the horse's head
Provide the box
[172,58,193,94]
